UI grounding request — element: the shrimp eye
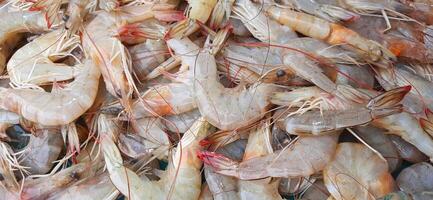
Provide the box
[62,15,70,22]
[276,69,286,78]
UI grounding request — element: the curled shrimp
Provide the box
[0,0,61,74]
[324,142,395,200]
[168,35,277,130]
[267,6,396,66]
[0,59,101,126]
[101,117,214,199]
[7,29,82,87]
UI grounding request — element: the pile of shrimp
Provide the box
[0,0,433,199]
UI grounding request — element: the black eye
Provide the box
[276,69,286,77]
[62,15,70,22]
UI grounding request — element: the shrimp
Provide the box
[0,109,20,124]
[324,142,395,200]
[102,117,214,199]
[237,121,282,200]
[7,29,81,86]
[83,11,133,101]
[278,86,410,135]
[0,1,60,74]
[267,6,396,67]
[167,0,217,38]
[18,128,63,174]
[354,125,401,172]
[130,117,170,157]
[396,162,433,194]
[232,0,297,43]
[338,0,433,26]
[372,111,433,161]
[376,67,433,112]
[285,0,359,22]
[162,109,201,133]
[21,160,104,200]
[168,36,277,130]
[389,135,428,163]
[47,172,120,200]
[209,0,235,29]
[205,121,281,200]
[130,82,196,118]
[199,133,339,180]
[0,59,101,126]
[129,39,168,82]
[65,0,91,36]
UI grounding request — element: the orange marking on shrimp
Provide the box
[327,24,357,45]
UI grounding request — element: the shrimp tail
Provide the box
[29,0,62,29]
[420,108,433,136]
[165,19,198,39]
[197,151,240,178]
[367,85,411,119]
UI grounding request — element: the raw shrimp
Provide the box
[232,0,297,43]
[205,166,239,200]
[338,0,433,26]
[237,121,282,200]
[130,117,170,158]
[0,2,60,74]
[354,126,401,171]
[376,67,433,112]
[205,121,281,200]
[83,11,133,100]
[396,162,433,194]
[389,135,428,163]
[200,133,339,180]
[7,29,81,86]
[21,160,104,200]
[162,109,201,133]
[267,6,395,66]
[167,0,217,38]
[18,128,63,174]
[373,111,433,161]
[47,172,120,200]
[324,143,396,200]
[102,118,214,199]
[65,0,91,36]
[168,37,277,130]
[0,59,101,126]
[129,39,168,82]
[0,109,20,124]
[285,0,359,22]
[209,0,235,29]
[130,82,196,118]
[279,86,409,135]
